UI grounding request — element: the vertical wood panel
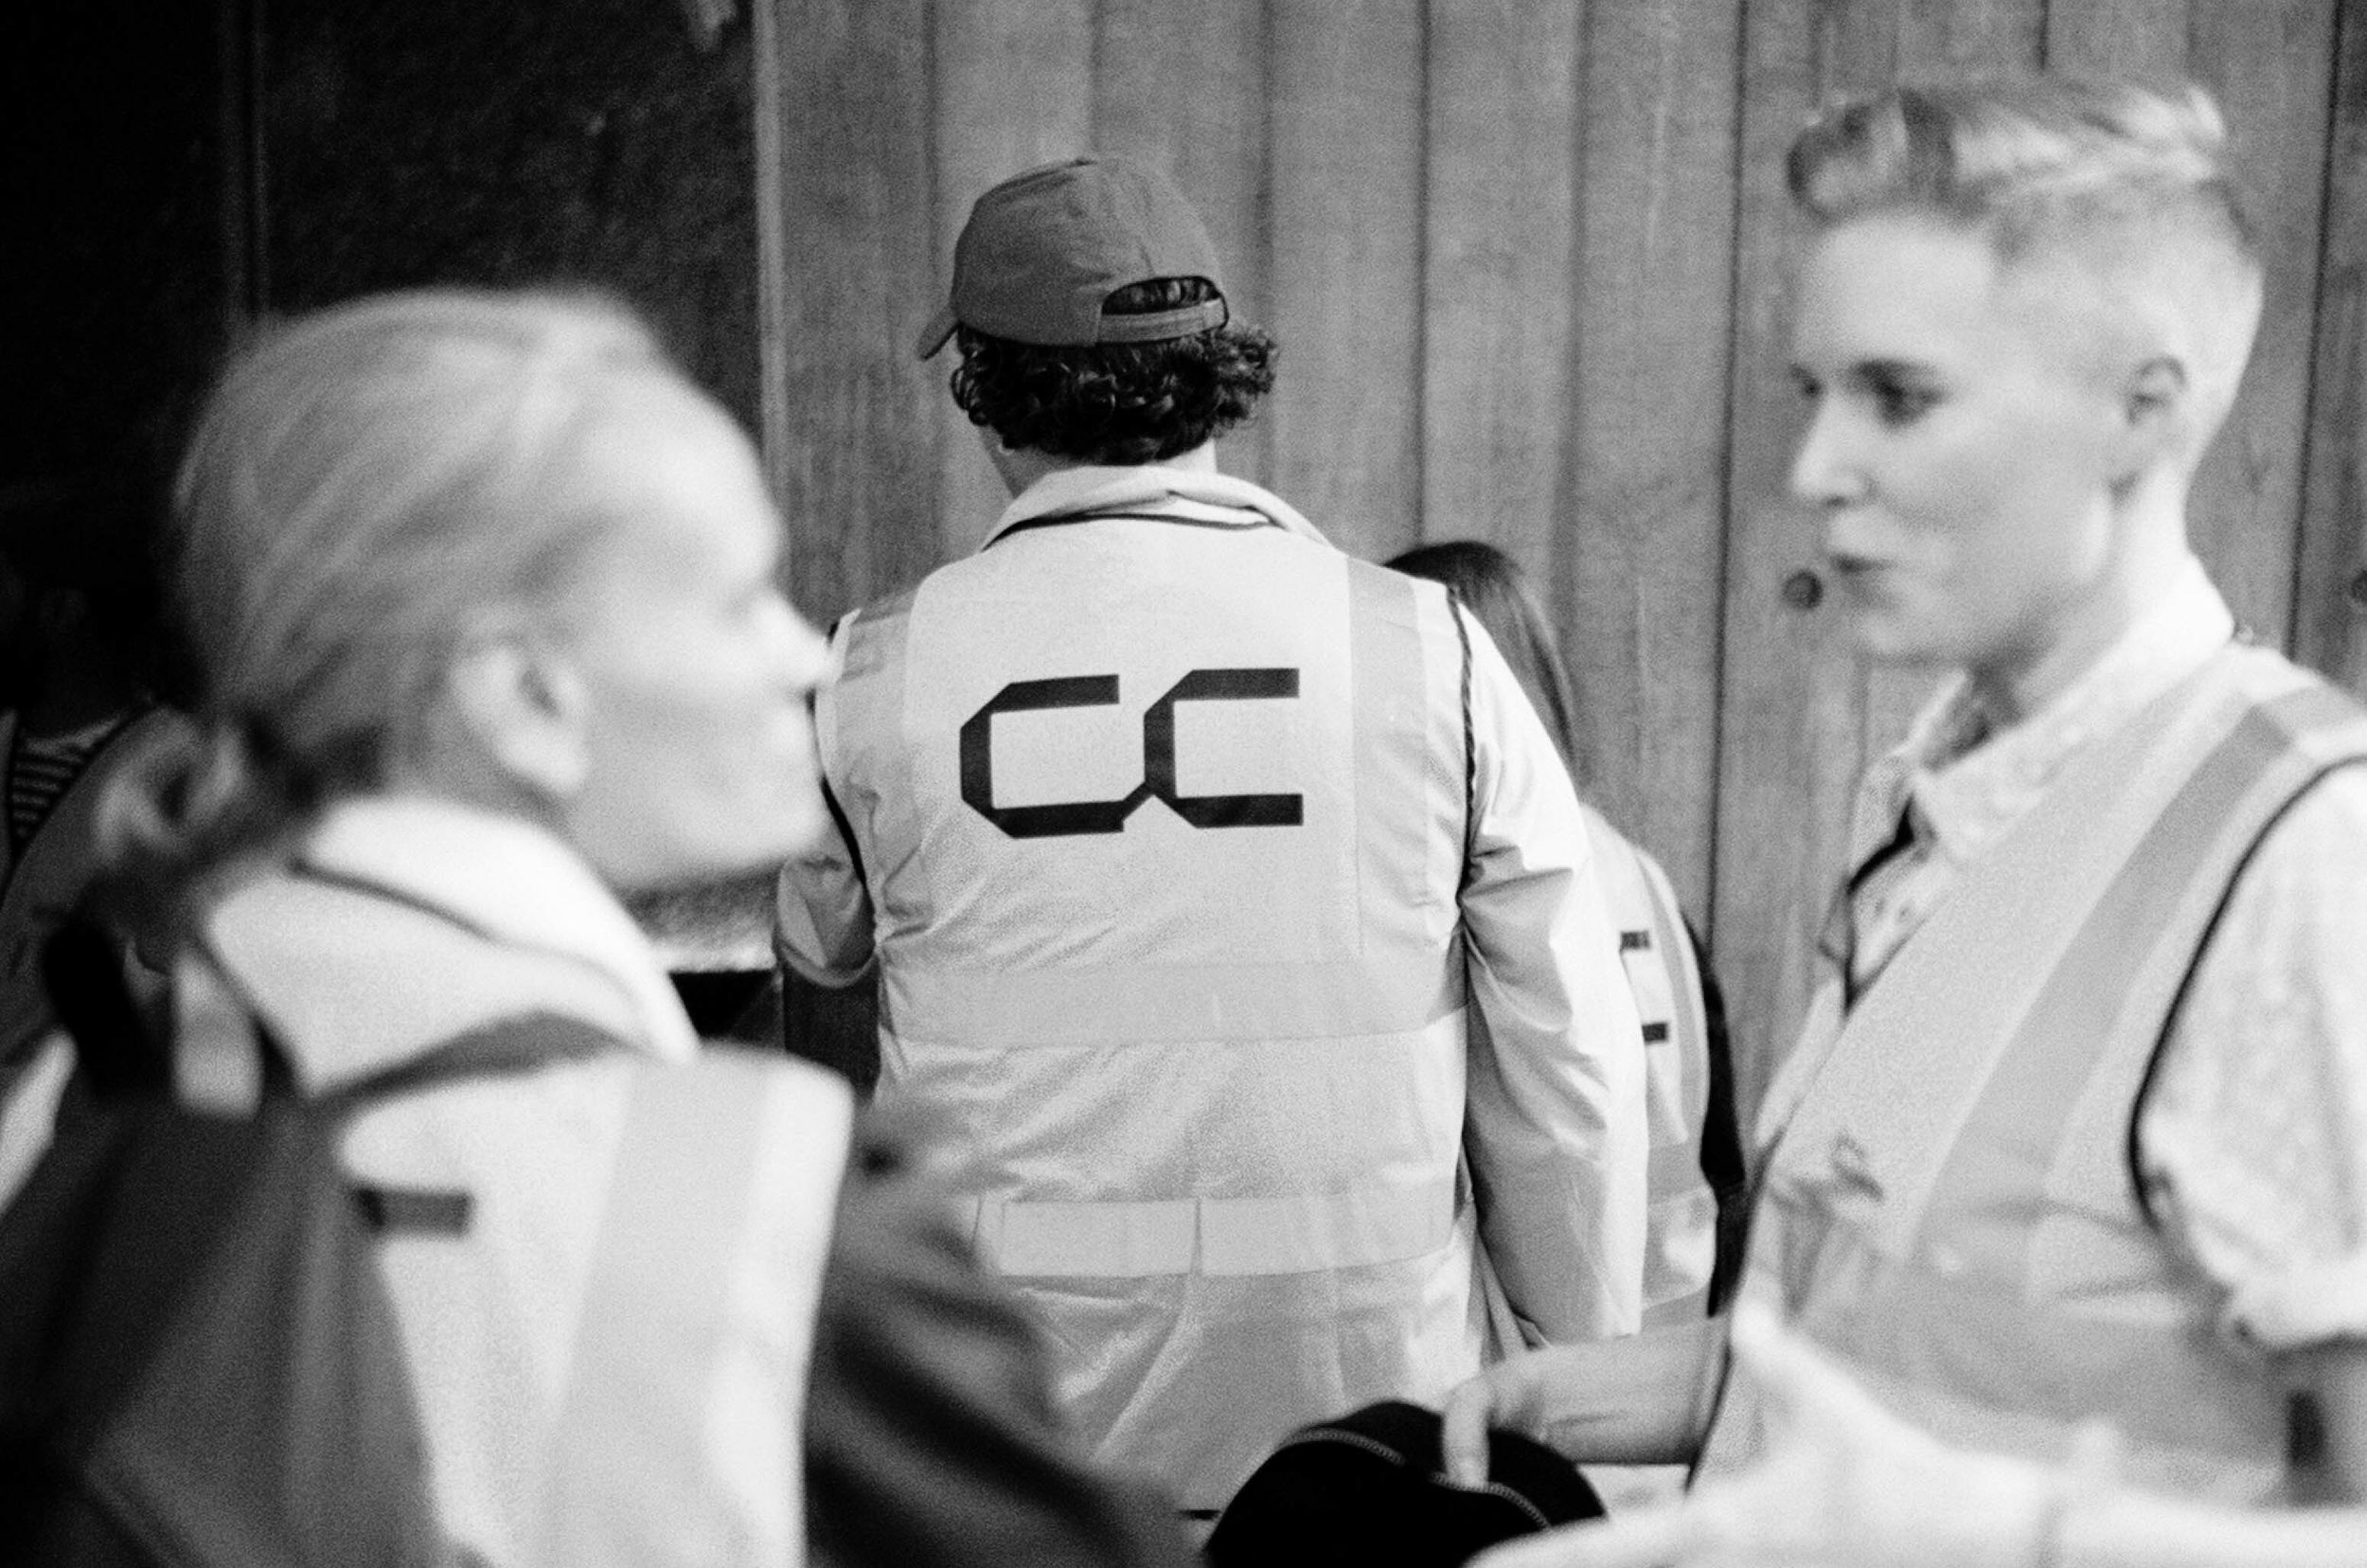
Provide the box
[2043,0,2191,77]
[1420,1,1582,582]
[771,0,938,620]
[1712,0,1894,1127]
[753,0,792,518]
[1262,0,1425,559]
[2056,1,2340,647]
[930,1,1094,560]
[2294,0,2367,693]
[1712,0,2044,1115]
[1898,0,2047,69]
[1093,0,1274,485]
[2183,1,2339,644]
[1558,0,1743,916]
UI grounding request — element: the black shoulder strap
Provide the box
[41,915,171,1097]
[984,508,1284,549]
[2127,746,2367,1230]
[1447,587,1477,893]
[330,1012,624,1110]
[47,899,624,1115]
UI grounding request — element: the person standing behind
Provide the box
[1443,74,2367,1552]
[777,155,1650,1518]
[1388,540,1745,1328]
[0,534,183,1203]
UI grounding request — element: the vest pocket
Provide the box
[1619,939,1687,1148]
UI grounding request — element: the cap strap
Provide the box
[1095,297,1229,344]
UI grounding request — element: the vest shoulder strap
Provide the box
[1773,647,2367,1259]
[535,1047,852,1566]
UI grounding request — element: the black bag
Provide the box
[1205,1399,1603,1568]
[0,919,590,1567]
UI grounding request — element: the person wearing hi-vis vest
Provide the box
[1388,540,1749,1333]
[774,155,1652,1518]
[27,290,1195,1568]
[1442,77,2367,1568]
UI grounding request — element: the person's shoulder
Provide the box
[2251,758,2367,881]
[2227,647,2367,863]
[1346,548,1449,603]
[2189,734,2367,1006]
[208,869,651,1084]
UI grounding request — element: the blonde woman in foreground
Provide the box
[25,290,1189,1568]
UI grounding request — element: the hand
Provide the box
[1442,1345,1580,1488]
[1468,1305,2061,1568]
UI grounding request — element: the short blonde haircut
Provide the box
[110,287,734,894]
[1788,76,2265,456]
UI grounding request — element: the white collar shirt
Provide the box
[984,463,1329,549]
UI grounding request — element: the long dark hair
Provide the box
[1386,541,1583,781]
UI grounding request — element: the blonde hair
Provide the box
[106,287,726,906]
[1789,76,2265,451]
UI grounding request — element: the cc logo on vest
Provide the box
[960,668,1304,840]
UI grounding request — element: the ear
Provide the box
[441,626,592,802]
[2109,354,2188,480]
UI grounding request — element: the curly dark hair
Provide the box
[949,277,1277,465]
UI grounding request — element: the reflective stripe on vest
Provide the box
[1586,816,1719,1327]
[940,1009,1472,1278]
[1703,647,2367,1501]
[964,1170,1462,1278]
[534,1050,850,1567]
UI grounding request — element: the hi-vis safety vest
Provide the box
[1577,804,1720,1327]
[208,864,852,1566]
[1699,645,2367,1502]
[819,510,1496,1510]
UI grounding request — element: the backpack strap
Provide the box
[40,916,169,1098]
[45,909,623,1119]
[331,1014,627,1241]
[329,1012,622,1110]
[1447,587,1477,895]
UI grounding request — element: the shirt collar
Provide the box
[1869,556,2236,867]
[295,793,700,1064]
[981,464,1329,550]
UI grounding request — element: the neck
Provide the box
[988,439,1221,497]
[1967,472,2195,726]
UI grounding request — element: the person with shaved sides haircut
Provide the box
[1442,76,2367,1568]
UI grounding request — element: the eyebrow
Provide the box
[1847,357,1937,380]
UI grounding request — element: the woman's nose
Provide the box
[767,597,831,694]
[1788,401,1866,509]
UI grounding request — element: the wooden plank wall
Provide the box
[764,0,2360,1114]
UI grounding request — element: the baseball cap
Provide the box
[915,155,1229,359]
